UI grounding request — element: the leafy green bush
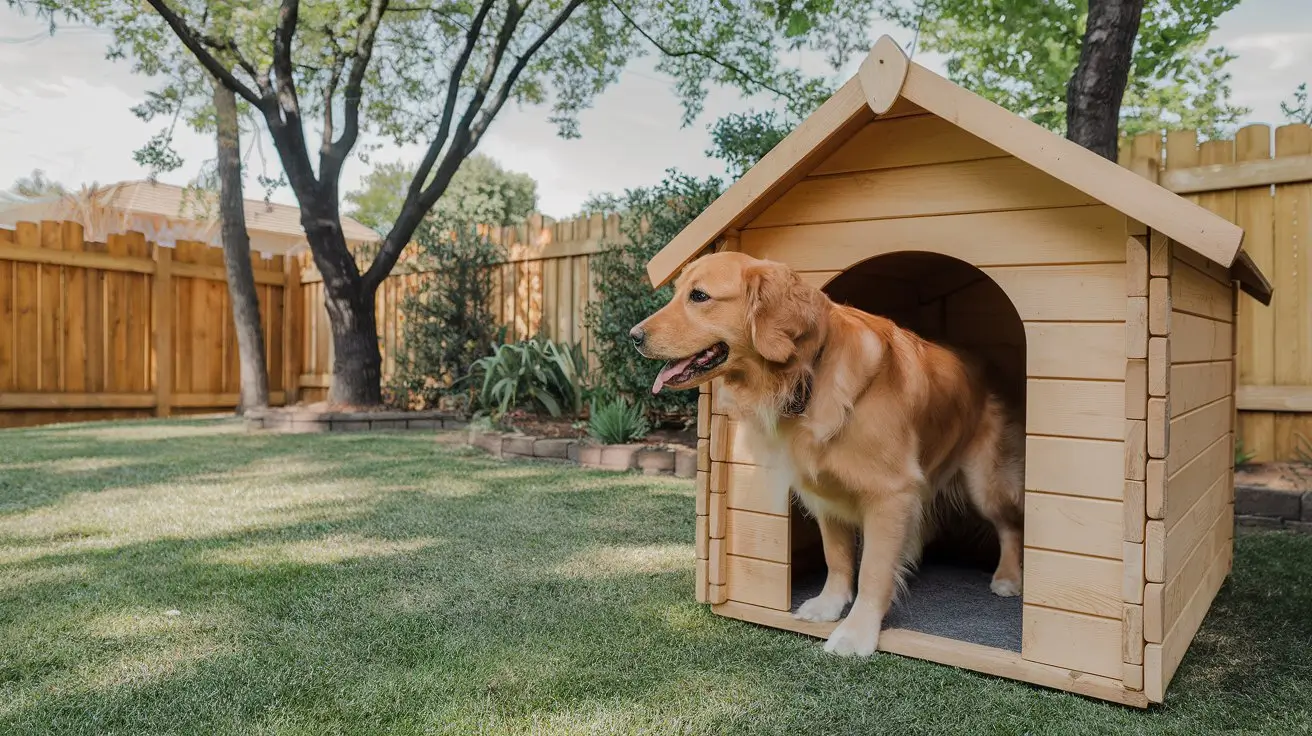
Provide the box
[588,397,651,445]
[583,171,723,421]
[469,338,587,418]
[390,223,505,412]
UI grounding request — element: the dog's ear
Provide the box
[745,260,819,363]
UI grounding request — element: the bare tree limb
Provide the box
[261,0,321,197]
[607,0,801,105]
[321,0,390,184]
[143,0,264,106]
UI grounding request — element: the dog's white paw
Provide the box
[990,577,1022,597]
[794,592,851,622]
[822,617,879,657]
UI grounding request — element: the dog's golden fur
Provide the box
[635,252,1024,657]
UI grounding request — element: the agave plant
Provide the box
[588,397,651,444]
[468,337,587,418]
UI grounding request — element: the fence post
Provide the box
[153,245,173,417]
[283,254,301,406]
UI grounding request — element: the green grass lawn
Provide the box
[2,419,1310,735]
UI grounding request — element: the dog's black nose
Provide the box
[629,325,646,347]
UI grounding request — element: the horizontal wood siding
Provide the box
[810,114,1006,175]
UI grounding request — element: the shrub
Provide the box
[390,223,505,411]
[468,338,587,418]
[588,397,651,444]
[583,171,723,422]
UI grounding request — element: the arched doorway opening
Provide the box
[790,250,1028,650]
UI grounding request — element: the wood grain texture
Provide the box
[741,206,1125,269]
[1124,480,1146,543]
[1025,493,1122,559]
[1127,297,1148,360]
[1026,379,1125,441]
[1144,503,1230,643]
[1143,543,1230,703]
[1171,361,1231,417]
[1025,323,1125,380]
[1166,398,1231,476]
[726,510,791,563]
[984,263,1126,321]
[1124,541,1145,604]
[811,114,1004,176]
[1025,436,1124,500]
[1126,359,1147,420]
[725,555,791,611]
[1123,604,1145,665]
[717,462,792,517]
[751,157,1098,229]
[1153,434,1230,523]
[1171,259,1233,322]
[1024,548,1122,618]
[1022,605,1123,679]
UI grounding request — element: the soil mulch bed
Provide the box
[246,404,464,433]
[1234,461,1312,533]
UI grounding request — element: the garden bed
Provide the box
[1234,462,1312,532]
[245,404,465,433]
[499,412,697,449]
[468,424,697,478]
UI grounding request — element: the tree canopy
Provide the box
[345,154,537,234]
[878,0,1248,139]
[8,169,68,199]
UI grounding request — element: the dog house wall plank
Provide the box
[695,516,709,561]
[725,555,791,611]
[1024,436,1124,500]
[695,559,709,603]
[1123,603,1145,664]
[1025,379,1125,440]
[1126,420,1148,482]
[1149,433,1229,520]
[1148,398,1170,459]
[697,394,711,438]
[1127,359,1148,420]
[750,157,1100,230]
[1127,234,1149,297]
[1171,258,1234,322]
[1170,311,1233,363]
[716,463,791,517]
[1123,540,1145,604]
[710,416,755,464]
[811,113,1006,176]
[1127,297,1149,360]
[1024,494,1122,559]
[1024,323,1125,380]
[1124,481,1146,544]
[695,471,709,516]
[1150,278,1172,336]
[1170,360,1232,417]
[1166,398,1232,476]
[1023,549,1122,618]
[1021,605,1123,679]
[741,206,1126,269]
[726,510,791,563]
[982,264,1126,321]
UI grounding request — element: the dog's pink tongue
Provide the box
[652,357,695,394]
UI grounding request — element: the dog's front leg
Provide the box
[824,490,922,657]
[794,513,856,622]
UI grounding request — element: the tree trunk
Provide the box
[212,77,270,413]
[1065,0,1145,160]
[301,211,384,407]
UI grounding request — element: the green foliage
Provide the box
[8,169,67,199]
[707,109,794,179]
[469,338,588,419]
[583,171,723,420]
[345,155,538,235]
[1235,438,1258,468]
[1282,83,1312,126]
[880,0,1249,139]
[389,225,505,413]
[587,397,652,445]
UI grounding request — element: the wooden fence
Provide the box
[294,212,622,403]
[1122,123,1312,462]
[0,220,293,428]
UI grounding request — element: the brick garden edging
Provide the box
[1234,462,1312,533]
[468,426,697,478]
[246,407,466,433]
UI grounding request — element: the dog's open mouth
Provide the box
[652,342,729,393]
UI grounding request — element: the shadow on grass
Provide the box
[1,420,1311,734]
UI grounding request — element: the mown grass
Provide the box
[1,418,1310,735]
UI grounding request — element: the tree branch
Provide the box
[321,0,389,185]
[143,0,264,106]
[607,0,801,105]
[260,0,321,197]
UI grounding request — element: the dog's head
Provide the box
[632,251,824,393]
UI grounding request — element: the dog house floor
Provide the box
[791,563,1022,652]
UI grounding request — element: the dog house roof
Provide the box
[646,36,1272,305]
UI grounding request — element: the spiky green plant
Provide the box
[587,397,651,445]
[468,338,587,418]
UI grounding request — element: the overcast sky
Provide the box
[1,1,1309,219]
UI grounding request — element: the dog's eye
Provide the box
[689,289,711,303]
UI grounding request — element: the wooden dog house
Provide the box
[648,36,1272,707]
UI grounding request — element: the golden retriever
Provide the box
[633,251,1024,657]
